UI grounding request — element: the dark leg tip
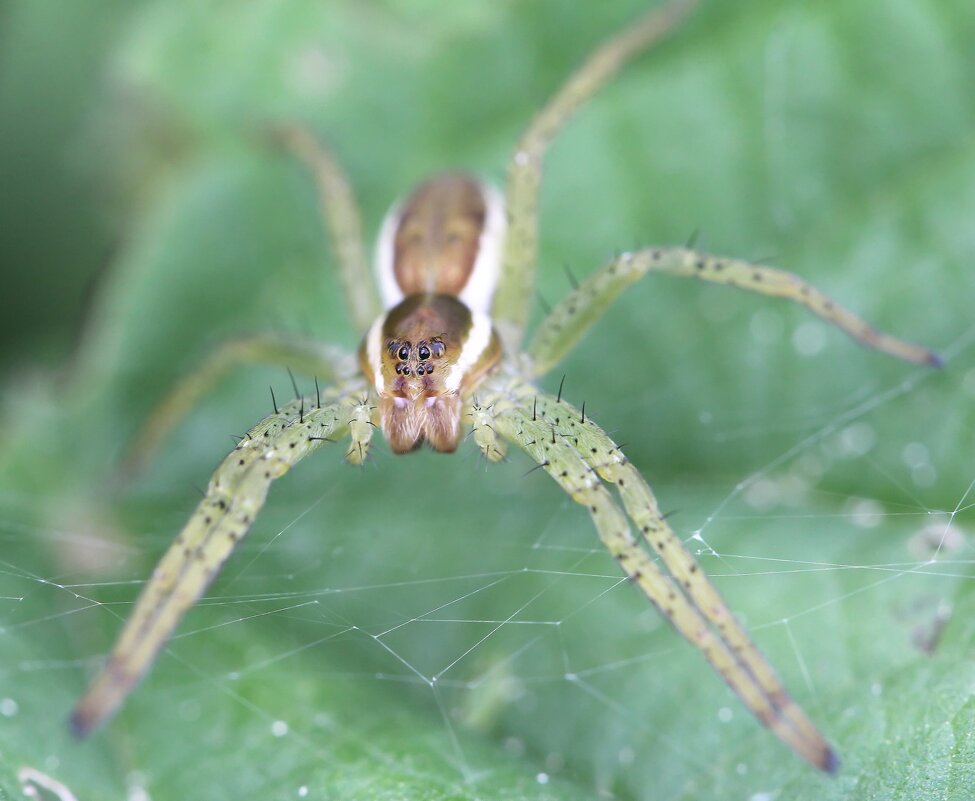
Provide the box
[821,746,841,775]
[68,708,94,740]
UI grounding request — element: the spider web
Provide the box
[2,319,974,801]
[2,1,975,799]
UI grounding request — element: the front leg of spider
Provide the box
[489,388,838,770]
[70,385,367,735]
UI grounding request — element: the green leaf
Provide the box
[1,1,974,800]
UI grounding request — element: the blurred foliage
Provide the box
[1,1,974,799]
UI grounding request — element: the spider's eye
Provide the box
[397,345,410,361]
[430,340,445,358]
[418,345,431,361]
[402,366,411,376]
[394,363,403,375]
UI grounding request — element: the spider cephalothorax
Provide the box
[361,290,501,453]
[71,0,940,774]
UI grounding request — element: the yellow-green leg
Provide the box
[124,332,353,473]
[492,0,697,351]
[275,124,381,334]
[486,381,836,771]
[528,246,941,375]
[72,378,370,737]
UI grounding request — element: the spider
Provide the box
[69,0,939,773]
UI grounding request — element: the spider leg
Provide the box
[529,247,941,375]
[123,332,354,474]
[486,382,836,772]
[71,379,369,737]
[491,0,696,351]
[275,124,381,334]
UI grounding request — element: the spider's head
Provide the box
[359,293,501,453]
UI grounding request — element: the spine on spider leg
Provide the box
[495,398,836,772]
[69,396,349,737]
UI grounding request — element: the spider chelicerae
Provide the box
[69,0,940,772]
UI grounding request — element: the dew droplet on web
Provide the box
[845,497,884,528]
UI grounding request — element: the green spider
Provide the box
[70,0,939,773]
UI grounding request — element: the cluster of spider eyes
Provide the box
[388,337,445,377]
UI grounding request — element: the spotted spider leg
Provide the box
[480,379,836,771]
[124,128,373,473]
[71,379,372,736]
[276,124,381,334]
[529,247,941,375]
[124,334,354,473]
[492,0,697,350]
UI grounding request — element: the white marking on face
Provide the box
[458,181,505,315]
[375,199,404,310]
[444,309,493,392]
[365,313,386,393]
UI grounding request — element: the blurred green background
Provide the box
[1,1,974,800]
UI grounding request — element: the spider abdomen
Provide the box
[375,172,505,314]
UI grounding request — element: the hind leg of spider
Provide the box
[492,0,697,349]
[273,124,380,334]
[481,383,837,772]
[72,377,372,736]
[528,246,941,376]
[123,333,354,475]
